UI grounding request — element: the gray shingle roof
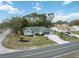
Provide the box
[23,27,52,32]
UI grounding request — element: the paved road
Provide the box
[0,29,20,54]
[0,42,79,58]
[45,35,70,44]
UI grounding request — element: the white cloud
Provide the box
[0,1,24,14]
[33,2,42,11]
[0,1,13,5]
[68,12,79,21]
[33,6,41,11]
[63,1,73,5]
[36,3,39,6]
[6,1,13,5]
[0,4,21,14]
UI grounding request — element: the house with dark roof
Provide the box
[22,27,53,36]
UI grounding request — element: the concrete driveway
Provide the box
[45,35,70,44]
[0,29,21,54]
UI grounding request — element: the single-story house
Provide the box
[22,27,53,36]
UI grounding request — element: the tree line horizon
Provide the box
[0,12,79,35]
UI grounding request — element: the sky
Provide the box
[0,1,79,23]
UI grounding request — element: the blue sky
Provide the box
[0,1,79,23]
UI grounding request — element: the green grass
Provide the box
[55,32,79,42]
[73,31,79,35]
[2,33,55,50]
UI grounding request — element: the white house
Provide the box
[70,25,79,31]
[22,27,53,36]
[50,27,63,32]
[50,24,70,32]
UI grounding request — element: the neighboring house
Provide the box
[70,25,79,32]
[50,27,62,32]
[56,24,70,31]
[22,27,53,36]
[51,24,70,32]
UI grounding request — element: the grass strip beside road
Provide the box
[55,32,79,42]
[73,31,79,35]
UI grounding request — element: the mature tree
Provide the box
[1,13,55,35]
[7,17,23,35]
[23,13,53,26]
[0,22,9,29]
[46,13,54,23]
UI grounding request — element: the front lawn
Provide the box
[2,33,55,50]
